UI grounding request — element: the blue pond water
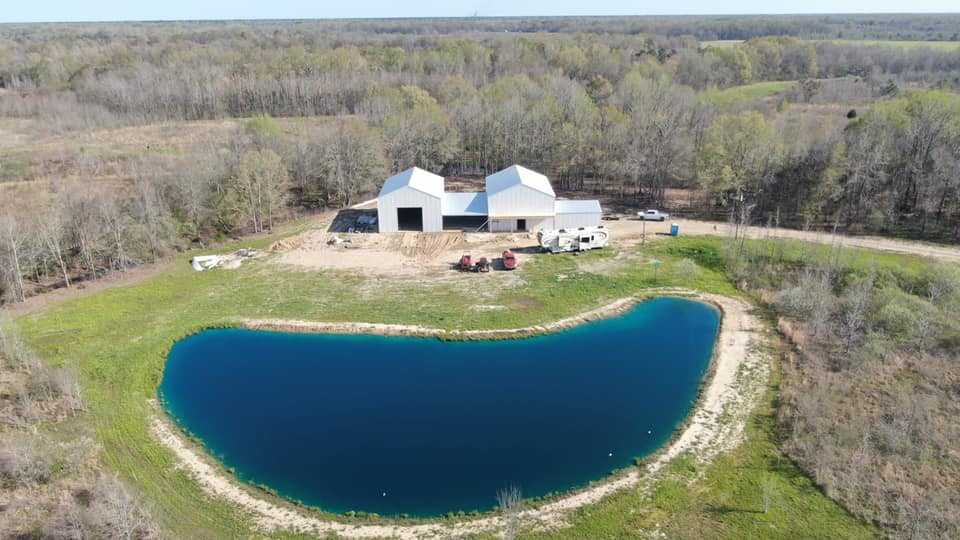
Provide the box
[160,297,720,517]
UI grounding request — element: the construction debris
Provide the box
[190,248,261,271]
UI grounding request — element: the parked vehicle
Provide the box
[637,209,670,221]
[537,226,610,253]
[502,250,517,270]
[457,254,491,272]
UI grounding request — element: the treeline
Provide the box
[699,90,960,236]
[0,116,313,302]
[3,24,960,116]
[2,14,960,45]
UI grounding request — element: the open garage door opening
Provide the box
[397,207,424,231]
[443,216,488,232]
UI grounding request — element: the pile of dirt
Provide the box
[267,235,305,253]
[398,232,468,259]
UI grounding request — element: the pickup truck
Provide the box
[637,209,670,221]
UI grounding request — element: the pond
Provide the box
[159,297,720,517]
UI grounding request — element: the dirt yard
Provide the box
[271,215,960,278]
[273,227,541,276]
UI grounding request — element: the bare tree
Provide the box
[0,213,28,302]
[840,277,872,354]
[496,484,523,540]
[35,206,72,289]
[89,475,157,540]
[761,473,777,514]
[228,149,291,233]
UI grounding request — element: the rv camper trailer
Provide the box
[537,226,610,253]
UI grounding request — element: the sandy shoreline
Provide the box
[151,290,767,539]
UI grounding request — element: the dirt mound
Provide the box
[398,232,468,259]
[267,235,305,253]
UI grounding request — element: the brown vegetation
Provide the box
[0,321,158,538]
[729,238,960,539]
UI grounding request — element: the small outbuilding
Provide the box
[555,200,603,230]
[377,167,444,232]
[485,165,556,233]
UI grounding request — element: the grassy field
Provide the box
[818,39,960,50]
[10,228,881,538]
[701,81,796,109]
[700,40,744,49]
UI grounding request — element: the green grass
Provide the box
[701,81,796,109]
[817,39,960,50]
[700,40,744,49]
[12,231,876,538]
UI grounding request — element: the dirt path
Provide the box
[152,291,767,539]
[603,218,960,263]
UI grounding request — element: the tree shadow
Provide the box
[705,503,765,516]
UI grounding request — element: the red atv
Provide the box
[457,254,490,273]
[502,250,517,270]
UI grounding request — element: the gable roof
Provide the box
[378,167,445,199]
[485,165,555,198]
[555,199,602,214]
[442,192,488,216]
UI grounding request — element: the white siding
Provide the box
[489,219,513,233]
[487,184,555,218]
[556,212,601,230]
[377,188,443,233]
[527,216,555,231]
[489,216,554,233]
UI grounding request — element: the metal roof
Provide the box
[442,192,488,216]
[555,199,602,214]
[378,167,445,199]
[485,165,555,197]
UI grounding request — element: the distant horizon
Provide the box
[4,13,960,25]
[2,0,958,25]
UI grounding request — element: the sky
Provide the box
[1,0,957,23]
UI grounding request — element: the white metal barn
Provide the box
[376,167,444,232]
[485,165,557,233]
[375,164,602,233]
[555,200,603,230]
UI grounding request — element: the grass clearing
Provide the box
[701,81,796,109]
[817,39,960,50]
[10,230,877,538]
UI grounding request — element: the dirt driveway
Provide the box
[602,218,960,263]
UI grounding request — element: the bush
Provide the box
[0,432,55,489]
[673,258,702,283]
